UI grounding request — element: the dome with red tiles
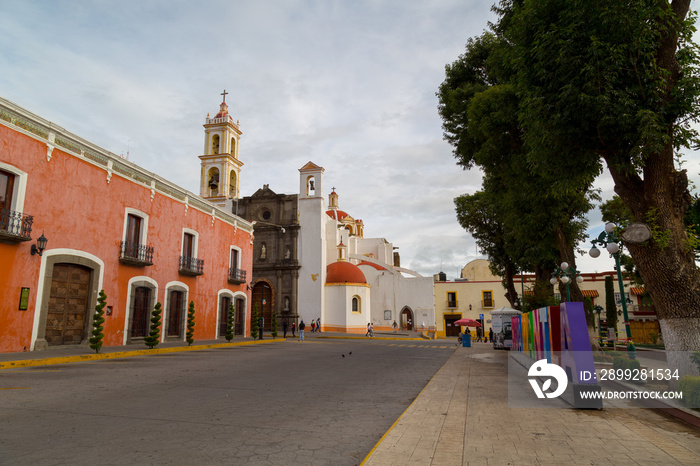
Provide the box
[326,261,367,284]
[326,209,349,221]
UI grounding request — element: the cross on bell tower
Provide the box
[199,91,244,207]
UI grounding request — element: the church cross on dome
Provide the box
[221,89,228,103]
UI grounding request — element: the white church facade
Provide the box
[296,162,435,334]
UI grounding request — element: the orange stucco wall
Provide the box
[0,119,252,352]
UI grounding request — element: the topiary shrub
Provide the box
[679,376,700,408]
[612,356,643,384]
[225,302,235,342]
[144,302,162,349]
[186,301,195,346]
[251,305,259,340]
[89,289,107,353]
[271,311,278,338]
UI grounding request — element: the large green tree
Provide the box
[498,0,700,373]
[439,32,597,311]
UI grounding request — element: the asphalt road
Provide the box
[0,339,456,465]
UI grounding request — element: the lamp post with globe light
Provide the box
[550,262,584,302]
[589,223,632,340]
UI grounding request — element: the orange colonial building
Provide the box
[0,96,253,352]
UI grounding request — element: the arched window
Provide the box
[229,171,237,197]
[230,137,236,156]
[211,134,220,154]
[207,168,220,196]
[352,296,361,313]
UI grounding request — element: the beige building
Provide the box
[434,259,658,343]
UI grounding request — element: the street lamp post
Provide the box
[589,222,632,340]
[550,262,584,302]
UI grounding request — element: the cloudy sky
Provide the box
[2,1,698,279]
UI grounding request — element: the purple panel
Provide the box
[559,302,596,384]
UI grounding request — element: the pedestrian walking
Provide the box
[283,320,288,338]
[370,322,374,337]
[488,327,493,343]
[311,320,316,333]
[476,326,483,342]
[316,318,321,333]
[292,322,296,337]
[366,323,371,337]
[392,320,398,333]
[299,320,305,341]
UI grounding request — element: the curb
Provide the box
[0,338,286,370]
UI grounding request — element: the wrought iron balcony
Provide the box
[0,209,33,243]
[179,255,204,276]
[446,300,458,309]
[228,267,247,285]
[482,298,494,308]
[119,241,154,267]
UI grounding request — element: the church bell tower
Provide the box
[199,90,243,207]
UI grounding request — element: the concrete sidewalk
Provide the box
[362,343,700,466]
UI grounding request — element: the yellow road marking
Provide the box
[0,387,30,390]
[0,339,286,370]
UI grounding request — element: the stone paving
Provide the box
[363,342,700,466]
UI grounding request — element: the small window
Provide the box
[0,164,30,240]
[0,169,15,211]
[482,290,494,308]
[447,292,457,308]
[120,209,152,264]
[183,233,195,258]
[352,296,360,313]
[179,229,203,276]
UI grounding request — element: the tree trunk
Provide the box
[606,132,700,379]
[502,263,520,309]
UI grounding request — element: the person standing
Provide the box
[392,320,398,333]
[299,320,306,341]
[283,320,288,338]
[488,327,493,343]
[292,322,296,337]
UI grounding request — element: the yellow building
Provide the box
[434,259,658,343]
[434,259,503,339]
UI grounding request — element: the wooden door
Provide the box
[629,320,661,344]
[444,315,460,337]
[131,287,151,338]
[252,282,272,330]
[235,298,245,335]
[167,290,184,337]
[45,264,91,346]
[219,296,232,337]
[401,308,413,331]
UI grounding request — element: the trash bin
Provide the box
[462,333,471,347]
